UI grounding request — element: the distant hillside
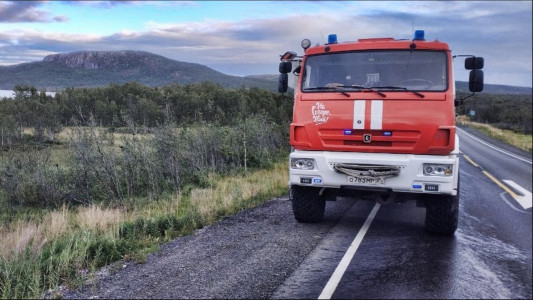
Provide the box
[244,74,278,81]
[0,50,276,91]
[455,81,532,95]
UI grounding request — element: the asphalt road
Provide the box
[274,126,532,299]
[64,126,532,299]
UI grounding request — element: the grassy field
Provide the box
[0,159,288,298]
[0,124,289,299]
[456,115,532,152]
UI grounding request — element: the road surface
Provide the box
[64,125,532,299]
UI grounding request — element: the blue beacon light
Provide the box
[328,34,338,44]
[413,30,425,41]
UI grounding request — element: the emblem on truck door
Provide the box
[363,134,372,143]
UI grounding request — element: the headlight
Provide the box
[423,163,453,176]
[291,158,315,170]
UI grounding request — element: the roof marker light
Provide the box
[328,34,338,44]
[413,30,425,41]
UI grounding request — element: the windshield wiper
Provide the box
[307,85,386,97]
[304,86,350,97]
[347,85,387,97]
[371,86,425,98]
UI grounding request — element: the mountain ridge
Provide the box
[0,50,531,95]
[0,50,277,91]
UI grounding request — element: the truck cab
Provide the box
[278,31,484,235]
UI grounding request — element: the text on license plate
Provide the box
[347,176,385,185]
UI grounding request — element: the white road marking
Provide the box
[318,202,381,300]
[499,192,532,215]
[502,180,532,209]
[457,127,532,164]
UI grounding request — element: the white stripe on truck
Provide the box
[353,100,366,130]
[370,100,383,130]
[353,100,383,130]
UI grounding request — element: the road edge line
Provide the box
[457,127,532,164]
[318,202,381,300]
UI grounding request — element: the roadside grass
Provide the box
[0,160,289,299]
[456,115,532,153]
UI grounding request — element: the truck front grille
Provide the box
[334,163,401,178]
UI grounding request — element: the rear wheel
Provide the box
[291,185,325,223]
[425,194,459,235]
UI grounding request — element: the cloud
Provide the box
[0,1,531,87]
[0,1,68,23]
[63,1,197,9]
[63,1,136,9]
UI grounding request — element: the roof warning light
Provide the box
[328,34,338,44]
[413,30,425,41]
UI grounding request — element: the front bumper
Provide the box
[289,150,459,196]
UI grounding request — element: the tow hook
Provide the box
[377,192,396,204]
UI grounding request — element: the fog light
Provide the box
[291,158,315,170]
[423,163,453,176]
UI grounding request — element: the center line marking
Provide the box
[463,154,479,167]
[318,202,381,300]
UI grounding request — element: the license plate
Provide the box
[347,176,385,185]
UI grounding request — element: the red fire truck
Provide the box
[278,30,484,235]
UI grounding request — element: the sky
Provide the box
[0,1,532,87]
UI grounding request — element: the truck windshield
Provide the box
[301,50,448,93]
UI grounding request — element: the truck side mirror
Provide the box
[469,69,484,92]
[465,56,484,70]
[278,73,288,93]
[279,61,292,73]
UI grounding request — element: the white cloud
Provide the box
[0,1,68,23]
[0,1,531,87]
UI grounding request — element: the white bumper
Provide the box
[289,150,459,196]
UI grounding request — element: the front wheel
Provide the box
[425,194,459,235]
[290,186,325,223]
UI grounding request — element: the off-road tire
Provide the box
[290,185,325,223]
[425,194,459,235]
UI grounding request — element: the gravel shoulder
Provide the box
[63,195,354,299]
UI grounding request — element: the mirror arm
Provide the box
[455,92,475,106]
[292,65,301,76]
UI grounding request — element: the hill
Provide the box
[455,81,532,95]
[0,50,277,91]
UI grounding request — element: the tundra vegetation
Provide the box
[456,91,532,152]
[0,82,292,298]
[0,84,530,298]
